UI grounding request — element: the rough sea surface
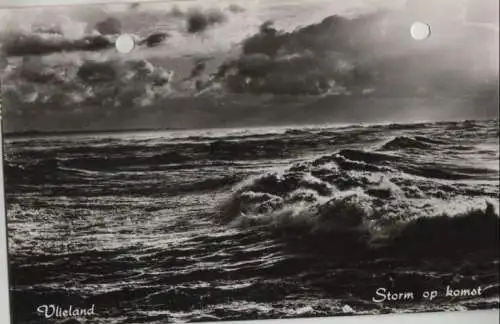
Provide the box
[4,119,500,323]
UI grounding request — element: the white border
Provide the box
[0,1,498,323]
[0,120,12,324]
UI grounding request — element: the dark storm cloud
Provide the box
[2,55,173,113]
[165,5,243,34]
[0,33,115,56]
[18,57,66,84]
[31,24,64,35]
[213,10,498,97]
[137,32,169,48]
[76,59,173,107]
[1,4,239,57]
[185,8,228,34]
[240,14,383,57]
[77,61,118,84]
[94,17,122,35]
[1,30,168,57]
[227,4,246,14]
[213,14,383,95]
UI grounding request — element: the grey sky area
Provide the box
[0,0,498,133]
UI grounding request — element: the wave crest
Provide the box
[379,136,448,151]
[220,148,499,252]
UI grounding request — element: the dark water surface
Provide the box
[4,119,499,323]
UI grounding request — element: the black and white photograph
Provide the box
[1,0,499,323]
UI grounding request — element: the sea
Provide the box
[3,119,499,323]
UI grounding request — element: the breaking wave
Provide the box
[220,146,499,255]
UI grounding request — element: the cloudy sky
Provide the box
[0,0,498,133]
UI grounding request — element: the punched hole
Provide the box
[115,34,135,53]
[410,22,431,41]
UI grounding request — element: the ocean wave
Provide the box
[3,152,195,188]
[4,159,61,185]
[17,152,192,173]
[384,122,435,131]
[386,205,499,256]
[220,148,499,255]
[4,139,301,176]
[379,135,448,151]
[69,151,192,169]
[335,148,496,181]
